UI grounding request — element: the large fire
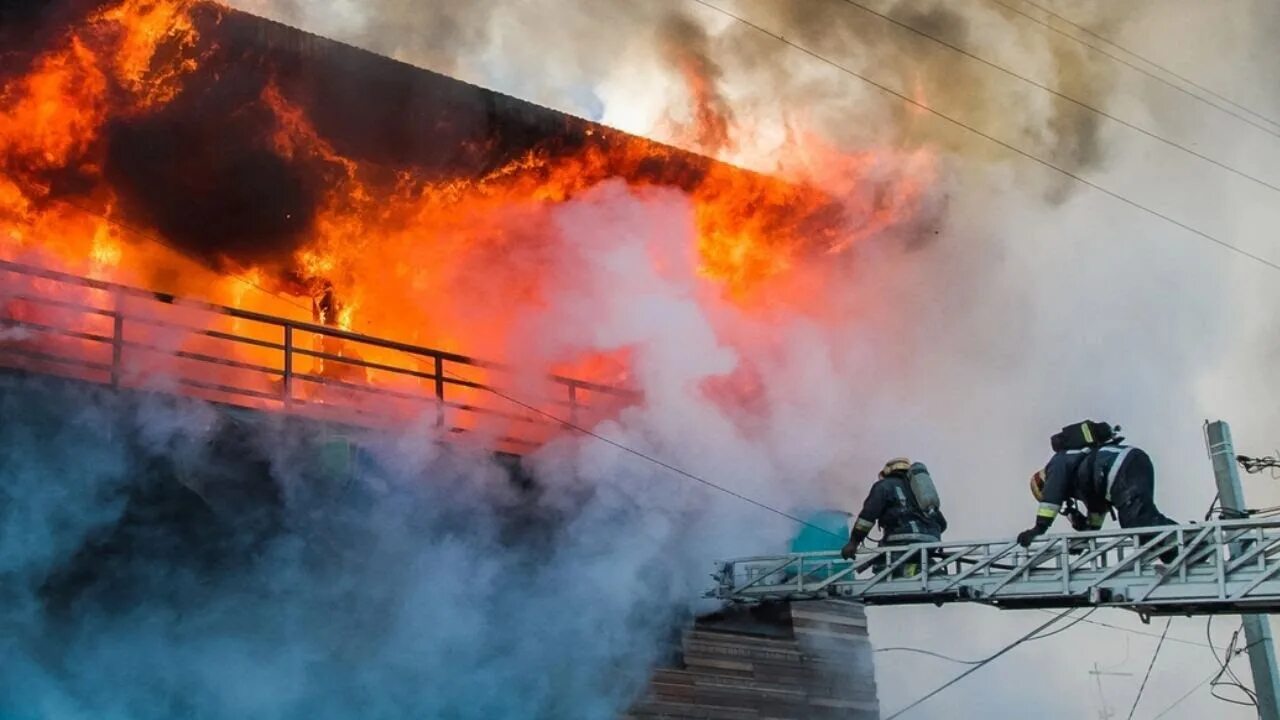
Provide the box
[0,0,935,444]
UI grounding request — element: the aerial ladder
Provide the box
[707,421,1280,718]
[709,516,1280,615]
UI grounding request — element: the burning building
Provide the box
[0,0,922,717]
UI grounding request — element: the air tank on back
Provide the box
[908,462,941,511]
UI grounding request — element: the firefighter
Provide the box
[1016,421,1177,558]
[840,458,947,563]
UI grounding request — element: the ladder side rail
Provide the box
[1230,559,1280,601]
[1132,525,1212,602]
[1226,534,1280,575]
[735,557,802,594]
[851,547,929,598]
[984,536,1070,597]
[1085,528,1178,586]
[939,541,1024,591]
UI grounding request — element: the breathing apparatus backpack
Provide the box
[1050,420,1120,452]
[907,462,941,512]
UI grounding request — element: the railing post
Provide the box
[283,324,293,409]
[434,355,445,428]
[110,289,124,389]
[567,382,579,427]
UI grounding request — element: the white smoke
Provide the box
[8,0,1280,717]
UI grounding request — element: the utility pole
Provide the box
[1206,420,1280,720]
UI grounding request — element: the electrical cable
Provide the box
[442,366,852,542]
[1239,454,1280,477]
[1207,617,1261,709]
[1150,664,1231,719]
[1205,492,1222,521]
[686,0,1280,276]
[1126,616,1172,719]
[882,609,1075,719]
[832,0,1280,195]
[876,608,1097,668]
[873,647,984,665]
[984,0,1280,141]
[1014,0,1280,132]
[1023,607,1096,642]
[1033,610,1228,652]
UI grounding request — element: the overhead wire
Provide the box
[1207,617,1260,709]
[1149,636,1262,720]
[1125,616,1171,720]
[1034,610,1232,653]
[1239,453,1280,477]
[882,609,1075,719]
[873,647,984,665]
[1023,607,1096,641]
[1014,0,1280,132]
[686,0,1280,275]
[984,0,1280,141]
[876,608,1096,668]
[832,0,1280,195]
[440,366,852,542]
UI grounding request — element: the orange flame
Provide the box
[0,0,938,439]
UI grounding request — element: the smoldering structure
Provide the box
[0,2,886,718]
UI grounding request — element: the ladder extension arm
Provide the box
[709,519,1280,616]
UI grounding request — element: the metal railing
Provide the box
[710,518,1280,616]
[0,259,637,451]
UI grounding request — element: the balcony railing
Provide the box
[0,259,637,452]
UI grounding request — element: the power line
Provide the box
[1207,617,1261,709]
[1151,665,1217,719]
[1024,607,1096,641]
[1151,635,1265,718]
[687,0,1280,275]
[1016,0,1280,132]
[882,609,1075,719]
[874,647,984,665]
[446,367,851,541]
[984,0,1280,141]
[1126,616,1171,719]
[875,602,1095,666]
[1035,610,1227,652]
[833,0,1280,195]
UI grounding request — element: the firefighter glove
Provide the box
[840,541,860,560]
[1016,527,1044,547]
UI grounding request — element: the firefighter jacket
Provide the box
[851,473,947,545]
[1035,444,1139,530]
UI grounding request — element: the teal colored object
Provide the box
[316,437,353,483]
[790,509,853,554]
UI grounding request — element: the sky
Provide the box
[192,0,1280,716]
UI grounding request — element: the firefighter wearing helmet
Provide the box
[1017,420,1176,560]
[840,458,947,564]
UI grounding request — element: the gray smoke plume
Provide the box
[8,0,1280,718]
[0,372,712,719]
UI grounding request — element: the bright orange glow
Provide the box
[0,38,108,170]
[92,0,207,109]
[0,0,937,446]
